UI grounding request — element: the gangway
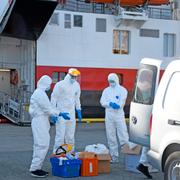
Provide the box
[0,91,32,126]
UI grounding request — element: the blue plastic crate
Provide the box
[50,157,82,178]
[124,154,141,173]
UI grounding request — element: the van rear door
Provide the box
[129,58,161,147]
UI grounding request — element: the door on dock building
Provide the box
[0,70,11,95]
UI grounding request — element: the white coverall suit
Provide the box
[140,146,149,166]
[137,73,156,170]
[29,75,59,171]
[51,74,81,153]
[100,73,131,160]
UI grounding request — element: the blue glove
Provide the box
[76,109,82,122]
[50,115,58,124]
[109,102,120,110]
[59,112,70,120]
[113,103,120,109]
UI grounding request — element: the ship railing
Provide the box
[57,0,113,14]
[148,7,172,20]
[57,0,173,20]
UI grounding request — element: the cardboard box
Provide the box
[96,154,111,174]
[78,152,96,158]
[121,144,141,155]
[121,144,141,173]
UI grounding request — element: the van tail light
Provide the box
[150,114,153,135]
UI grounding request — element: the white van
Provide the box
[129,58,180,180]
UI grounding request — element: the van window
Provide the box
[133,64,157,105]
[163,72,180,113]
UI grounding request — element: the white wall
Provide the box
[37,10,180,70]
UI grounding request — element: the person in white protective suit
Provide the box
[136,70,158,179]
[137,147,153,179]
[29,75,70,178]
[100,73,135,163]
[51,68,82,153]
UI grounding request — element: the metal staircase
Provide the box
[0,90,32,126]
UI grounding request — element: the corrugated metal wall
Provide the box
[0,36,35,96]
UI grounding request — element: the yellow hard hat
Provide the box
[55,144,73,155]
[68,68,80,76]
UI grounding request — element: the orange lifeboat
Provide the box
[89,0,169,6]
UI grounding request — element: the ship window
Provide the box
[52,72,59,83]
[113,30,130,55]
[74,15,83,27]
[60,72,67,80]
[49,13,59,25]
[96,18,106,32]
[163,33,176,57]
[64,14,71,29]
[117,73,123,85]
[140,29,159,38]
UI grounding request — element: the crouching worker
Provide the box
[29,75,70,178]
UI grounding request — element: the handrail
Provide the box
[148,7,172,20]
[0,91,32,125]
[57,0,172,20]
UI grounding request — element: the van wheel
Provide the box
[164,152,180,180]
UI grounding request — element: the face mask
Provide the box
[69,75,77,84]
[109,82,116,88]
[70,78,76,84]
[45,86,50,91]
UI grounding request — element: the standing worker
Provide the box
[29,75,70,178]
[137,147,153,179]
[51,68,82,153]
[100,73,134,163]
[136,70,157,179]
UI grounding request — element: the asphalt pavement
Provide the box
[0,122,164,180]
